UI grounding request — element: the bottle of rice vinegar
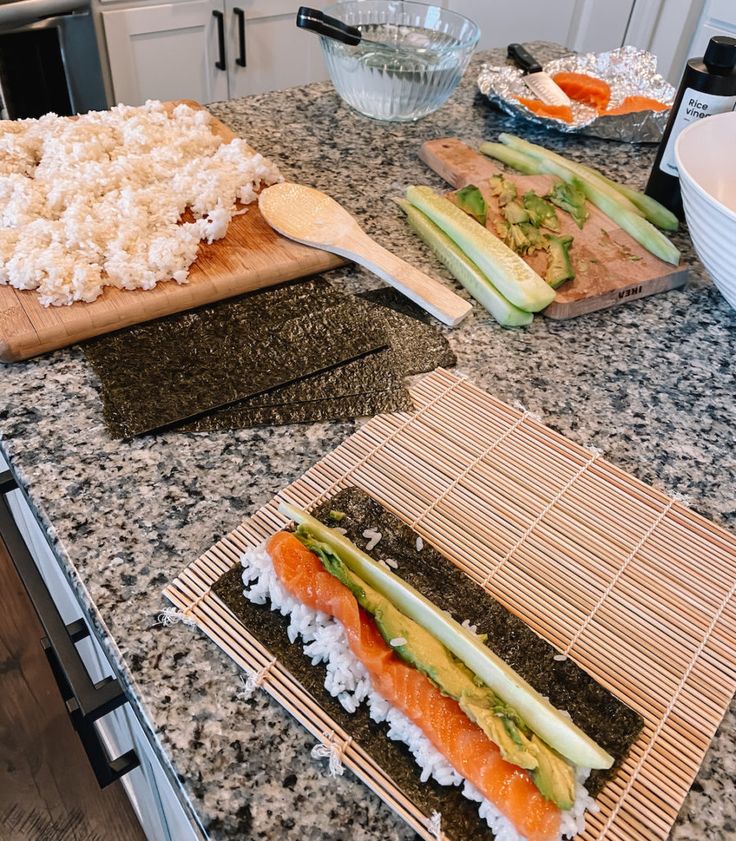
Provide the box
[645,36,736,219]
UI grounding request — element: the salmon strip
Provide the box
[267,531,562,841]
[552,72,611,112]
[517,97,574,123]
[604,95,669,115]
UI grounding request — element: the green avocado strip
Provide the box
[455,184,488,226]
[294,526,576,809]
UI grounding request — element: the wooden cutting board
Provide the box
[0,101,345,363]
[419,138,689,320]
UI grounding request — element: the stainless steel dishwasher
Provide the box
[0,0,107,118]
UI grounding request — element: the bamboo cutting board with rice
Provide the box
[420,138,689,319]
[165,368,736,841]
[0,101,345,363]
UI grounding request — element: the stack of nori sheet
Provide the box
[213,487,644,841]
[83,278,456,438]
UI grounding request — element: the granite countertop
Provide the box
[1,43,736,840]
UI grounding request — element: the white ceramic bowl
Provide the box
[675,110,736,310]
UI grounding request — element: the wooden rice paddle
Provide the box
[258,182,473,327]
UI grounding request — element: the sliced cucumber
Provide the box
[480,142,542,175]
[577,162,679,231]
[498,135,681,265]
[280,502,615,772]
[498,134,644,218]
[396,199,532,327]
[405,186,555,312]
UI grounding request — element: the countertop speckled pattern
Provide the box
[2,43,736,840]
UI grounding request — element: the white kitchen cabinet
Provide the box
[102,0,329,104]
[103,0,229,105]
[225,0,328,98]
[446,0,635,54]
[690,0,736,58]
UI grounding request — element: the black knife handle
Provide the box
[234,7,246,67]
[213,10,226,71]
[296,6,362,46]
[508,43,543,74]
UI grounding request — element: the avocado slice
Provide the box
[454,184,487,226]
[296,527,576,808]
[518,222,546,254]
[548,179,588,229]
[523,191,560,232]
[501,199,530,226]
[531,736,576,810]
[488,173,517,207]
[545,235,575,288]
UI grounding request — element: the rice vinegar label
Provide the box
[660,87,736,176]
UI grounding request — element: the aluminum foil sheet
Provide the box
[478,47,676,143]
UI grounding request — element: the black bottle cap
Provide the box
[704,36,736,71]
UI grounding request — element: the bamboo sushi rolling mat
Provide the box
[164,368,736,841]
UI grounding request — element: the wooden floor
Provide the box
[0,538,147,841]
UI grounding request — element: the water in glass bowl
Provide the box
[323,23,465,122]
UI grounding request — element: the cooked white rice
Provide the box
[240,543,597,840]
[0,100,282,306]
[362,528,382,551]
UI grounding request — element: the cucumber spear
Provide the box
[395,198,532,327]
[405,186,555,312]
[576,162,679,231]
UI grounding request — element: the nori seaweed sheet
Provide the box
[358,286,438,324]
[212,487,643,839]
[180,289,455,432]
[185,389,414,431]
[83,278,388,438]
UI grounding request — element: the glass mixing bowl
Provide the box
[319,1,480,122]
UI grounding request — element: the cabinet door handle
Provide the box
[234,7,246,67]
[0,472,140,789]
[213,9,226,70]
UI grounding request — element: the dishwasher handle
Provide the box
[0,471,140,788]
[42,634,140,787]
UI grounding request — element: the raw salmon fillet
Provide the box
[517,96,574,123]
[552,72,611,112]
[267,531,562,841]
[604,95,669,115]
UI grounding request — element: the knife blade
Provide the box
[507,43,571,107]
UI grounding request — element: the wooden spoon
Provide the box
[258,182,473,327]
